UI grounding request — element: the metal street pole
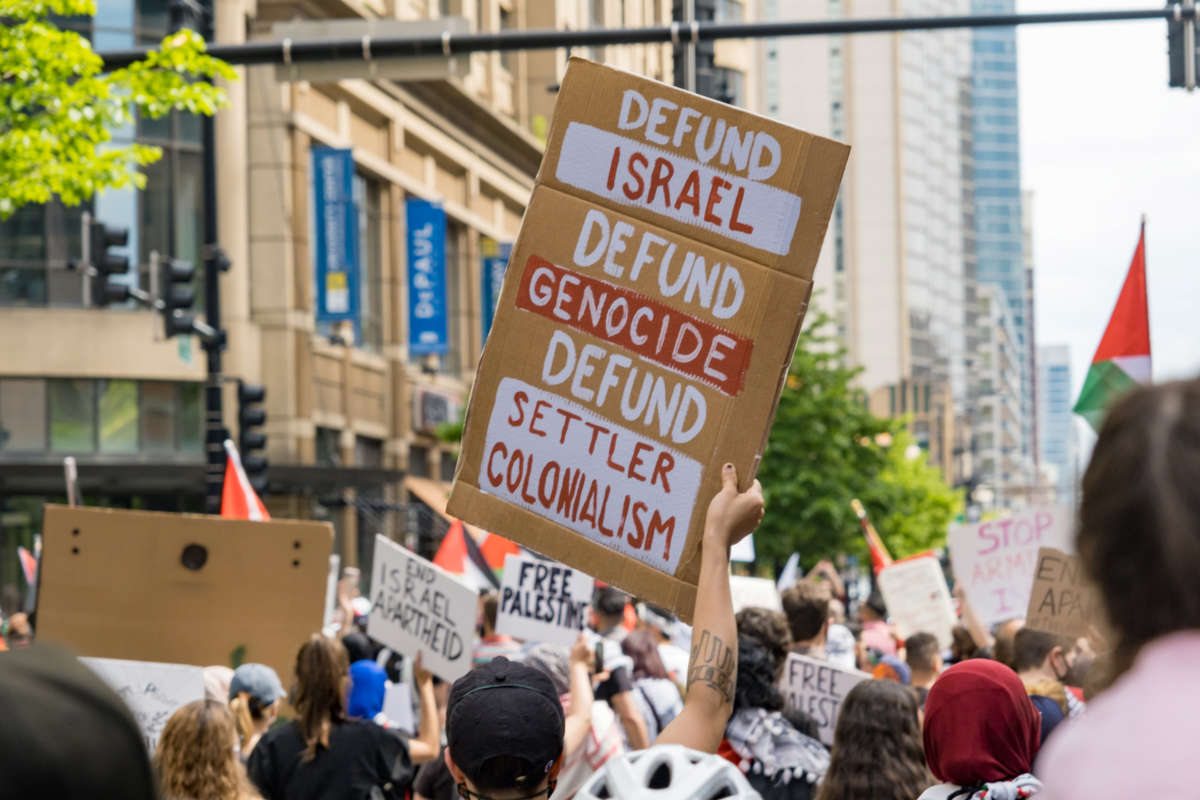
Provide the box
[98,7,1194,70]
[201,0,227,515]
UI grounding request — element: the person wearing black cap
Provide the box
[443,464,764,799]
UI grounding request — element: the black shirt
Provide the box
[594,665,634,702]
[247,719,412,800]
[413,747,457,800]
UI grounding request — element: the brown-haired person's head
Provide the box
[293,633,350,761]
[156,699,254,800]
[481,591,500,637]
[621,628,670,680]
[1077,379,1200,677]
[816,679,933,800]
[736,606,791,680]
[905,632,943,685]
[781,580,831,645]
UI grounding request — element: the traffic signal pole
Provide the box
[98,5,1195,71]
[201,0,228,515]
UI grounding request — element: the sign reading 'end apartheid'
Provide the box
[448,58,849,620]
[366,535,477,682]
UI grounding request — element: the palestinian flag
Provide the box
[434,520,500,592]
[1074,223,1151,432]
[479,532,521,578]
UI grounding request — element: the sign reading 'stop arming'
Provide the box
[948,506,1073,628]
[495,552,594,646]
[366,535,477,682]
[448,58,849,619]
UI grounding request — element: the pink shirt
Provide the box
[1037,630,1200,797]
[861,619,897,657]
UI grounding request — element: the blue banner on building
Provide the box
[406,198,449,355]
[311,147,360,325]
[480,240,512,345]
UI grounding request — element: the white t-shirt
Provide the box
[657,642,690,683]
[631,677,683,741]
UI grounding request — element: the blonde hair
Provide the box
[293,633,350,762]
[230,692,271,753]
[155,699,258,800]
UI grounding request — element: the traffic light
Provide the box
[160,257,196,338]
[237,381,268,493]
[88,220,131,306]
[1168,1,1198,89]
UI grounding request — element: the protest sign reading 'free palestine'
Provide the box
[496,552,594,646]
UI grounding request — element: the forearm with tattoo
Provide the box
[688,629,736,704]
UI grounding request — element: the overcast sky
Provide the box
[1018,0,1200,454]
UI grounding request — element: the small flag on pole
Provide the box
[1074,220,1152,432]
[851,498,892,574]
[221,439,271,521]
[434,520,501,591]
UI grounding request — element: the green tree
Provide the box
[756,306,962,569]
[0,0,235,218]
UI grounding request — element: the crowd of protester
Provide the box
[0,379,1197,798]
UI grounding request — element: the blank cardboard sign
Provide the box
[37,505,332,687]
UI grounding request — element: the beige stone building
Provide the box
[0,0,763,600]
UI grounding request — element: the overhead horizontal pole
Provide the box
[98,6,1192,70]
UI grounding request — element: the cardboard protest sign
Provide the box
[1025,547,1105,639]
[947,505,1073,628]
[877,556,956,648]
[729,575,782,613]
[448,58,850,619]
[730,534,755,563]
[782,653,870,745]
[495,552,594,646]
[366,535,477,682]
[83,657,205,753]
[37,505,332,687]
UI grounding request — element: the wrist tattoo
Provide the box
[687,630,736,704]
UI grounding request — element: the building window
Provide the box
[316,427,342,467]
[49,379,98,453]
[0,380,47,453]
[499,7,515,71]
[355,174,384,353]
[0,2,203,310]
[3,377,202,458]
[355,435,384,468]
[98,379,139,454]
[408,444,430,478]
[440,449,457,482]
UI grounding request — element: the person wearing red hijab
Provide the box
[918,660,1043,800]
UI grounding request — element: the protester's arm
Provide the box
[953,584,993,651]
[658,464,763,753]
[407,654,440,764]
[564,633,596,755]
[611,689,651,750]
[813,559,846,601]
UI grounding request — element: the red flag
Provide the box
[434,520,500,591]
[220,439,270,521]
[479,532,520,576]
[851,498,892,574]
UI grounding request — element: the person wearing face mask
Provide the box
[1012,628,1088,741]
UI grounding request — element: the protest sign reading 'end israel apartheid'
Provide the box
[448,58,850,619]
[782,653,870,746]
[84,657,205,753]
[948,505,1073,628]
[495,552,594,646]
[366,535,477,682]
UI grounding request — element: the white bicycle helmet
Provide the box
[576,745,762,800]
